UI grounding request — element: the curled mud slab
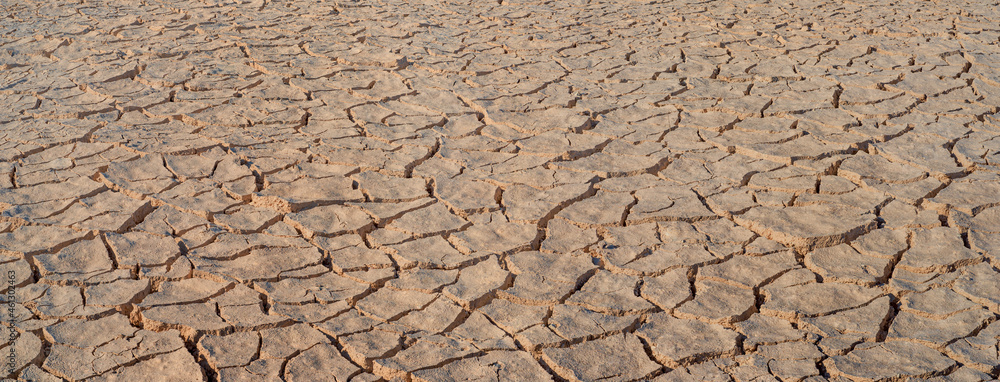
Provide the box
[1,0,999,380]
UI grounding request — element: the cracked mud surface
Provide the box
[1,0,1000,380]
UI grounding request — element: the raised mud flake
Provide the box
[737,314,805,349]
[25,282,111,319]
[0,175,105,209]
[698,251,798,288]
[945,320,1000,373]
[921,367,996,382]
[840,91,919,119]
[101,155,177,196]
[139,301,230,338]
[603,242,717,275]
[259,272,369,305]
[219,298,288,331]
[254,176,364,212]
[489,108,590,133]
[886,71,968,98]
[951,262,1000,312]
[339,329,405,369]
[17,365,62,382]
[804,244,890,285]
[42,313,136,350]
[350,198,435,227]
[659,157,714,185]
[743,135,853,165]
[880,200,941,229]
[897,227,980,273]
[412,351,552,382]
[284,343,363,382]
[440,149,550,178]
[284,204,373,238]
[851,228,910,258]
[887,307,993,346]
[385,202,469,237]
[197,331,260,370]
[927,177,1000,215]
[316,237,393,273]
[756,341,825,378]
[839,87,903,106]
[44,322,186,380]
[84,279,149,307]
[356,288,436,321]
[552,152,668,178]
[825,341,956,382]
[541,218,599,253]
[87,348,205,382]
[515,130,608,157]
[105,231,182,268]
[762,282,883,319]
[387,235,471,268]
[213,205,281,232]
[434,177,499,213]
[542,334,661,382]
[839,153,927,185]
[371,336,478,379]
[489,167,598,190]
[189,232,308,260]
[628,186,718,224]
[953,130,1000,171]
[794,187,892,214]
[152,181,241,220]
[502,183,592,223]
[271,300,351,324]
[191,242,324,281]
[637,314,740,366]
[675,279,756,323]
[747,166,820,194]
[872,133,965,176]
[396,296,464,333]
[352,171,428,202]
[555,189,634,227]
[970,208,1000,263]
[134,205,216,240]
[653,360,732,382]
[472,299,545,335]
[442,255,511,308]
[566,270,654,314]
[969,205,1000,233]
[640,268,692,310]
[733,204,878,251]
[210,158,258,196]
[0,327,40,375]
[217,357,284,381]
[139,278,232,307]
[902,287,980,317]
[33,238,113,282]
[547,304,637,342]
[702,124,800,153]
[449,220,537,255]
[22,190,152,232]
[502,251,596,305]
[800,296,892,354]
[447,311,518,351]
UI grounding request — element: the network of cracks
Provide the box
[1,0,999,380]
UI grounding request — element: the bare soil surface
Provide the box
[1,0,999,380]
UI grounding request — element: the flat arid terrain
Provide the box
[1,0,999,380]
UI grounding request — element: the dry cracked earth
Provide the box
[0,0,999,380]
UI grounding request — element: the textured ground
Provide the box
[0,0,999,380]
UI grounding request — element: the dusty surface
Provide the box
[1,0,999,380]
